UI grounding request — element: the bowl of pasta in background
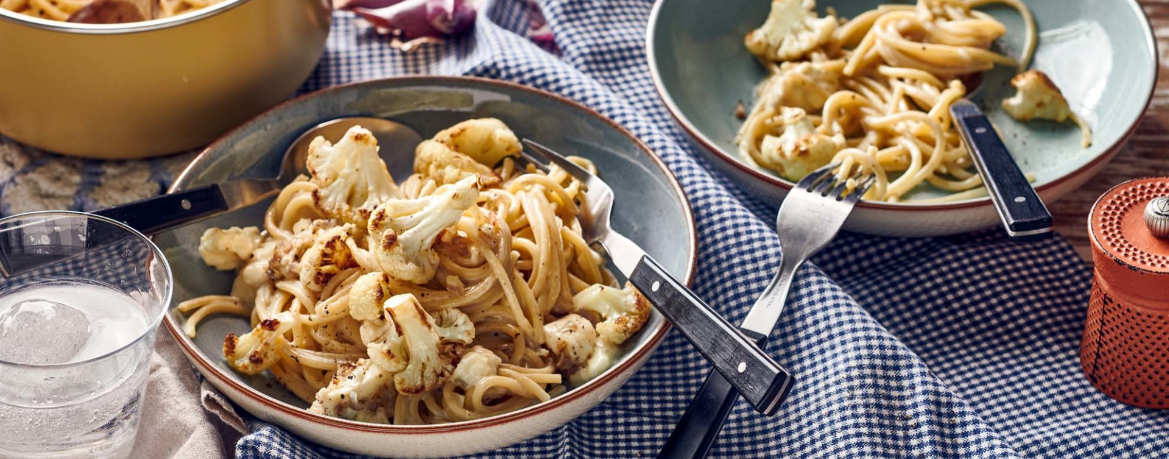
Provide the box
[154,76,698,457]
[0,0,331,159]
[647,0,1157,236]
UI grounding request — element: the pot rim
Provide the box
[0,0,251,34]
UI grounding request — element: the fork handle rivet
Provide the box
[737,362,747,373]
[651,281,660,292]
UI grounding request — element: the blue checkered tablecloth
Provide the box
[4,0,1167,457]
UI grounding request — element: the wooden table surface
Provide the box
[1054,0,1169,264]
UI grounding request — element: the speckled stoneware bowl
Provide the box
[648,0,1157,236]
[156,76,697,457]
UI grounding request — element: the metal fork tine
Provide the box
[518,151,550,172]
[522,139,607,191]
[827,177,852,200]
[801,172,834,196]
[811,173,838,195]
[844,175,877,204]
[795,166,834,191]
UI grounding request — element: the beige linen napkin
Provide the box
[128,331,246,459]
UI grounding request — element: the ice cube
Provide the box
[0,299,92,364]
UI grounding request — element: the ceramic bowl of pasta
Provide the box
[154,76,697,457]
[648,0,1156,236]
[0,0,331,159]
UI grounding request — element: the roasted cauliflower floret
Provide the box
[1002,70,1092,147]
[758,107,845,180]
[450,346,502,390]
[268,219,343,281]
[238,239,277,287]
[567,339,621,387]
[307,125,402,227]
[433,308,475,344]
[1002,70,1073,122]
[368,176,480,284]
[430,118,522,167]
[542,314,598,376]
[309,359,396,423]
[222,312,294,375]
[745,0,837,62]
[573,282,651,346]
[198,226,262,270]
[298,224,358,293]
[763,61,841,111]
[414,140,501,187]
[362,294,474,395]
[228,238,277,308]
[349,272,394,321]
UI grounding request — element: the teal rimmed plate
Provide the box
[648,0,1157,236]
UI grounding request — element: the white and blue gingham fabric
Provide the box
[226,1,1169,457]
[3,0,1164,457]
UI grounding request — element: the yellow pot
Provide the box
[0,0,332,159]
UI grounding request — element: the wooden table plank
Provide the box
[1053,0,1169,264]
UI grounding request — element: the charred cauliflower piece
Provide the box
[758,107,845,180]
[362,294,475,395]
[542,314,598,376]
[450,346,502,390]
[238,239,277,287]
[1002,70,1073,122]
[309,359,396,423]
[298,224,358,293]
[349,272,394,321]
[745,0,836,62]
[198,226,262,270]
[268,219,343,281]
[223,312,294,375]
[573,282,651,346]
[430,118,522,167]
[433,308,475,345]
[1002,70,1092,147]
[368,175,480,284]
[307,125,402,227]
[568,339,621,387]
[414,140,501,187]
[230,238,277,308]
[764,61,841,112]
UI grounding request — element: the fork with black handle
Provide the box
[658,164,875,459]
[522,140,793,415]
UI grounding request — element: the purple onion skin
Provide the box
[349,0,475,40]
[426,0,475,35]
[352,0,439,38]
[334,0,405,10]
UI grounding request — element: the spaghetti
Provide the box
[180,119,650,425]
[738,0,1086,202]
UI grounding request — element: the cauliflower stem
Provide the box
[361,293,475,395]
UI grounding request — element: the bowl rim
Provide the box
[163,75,700,434]
[0,0,249,34]
[645,0,1159,212]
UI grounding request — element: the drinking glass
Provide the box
[0,211,172,458]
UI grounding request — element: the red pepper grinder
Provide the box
[1080,177,1169,408]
